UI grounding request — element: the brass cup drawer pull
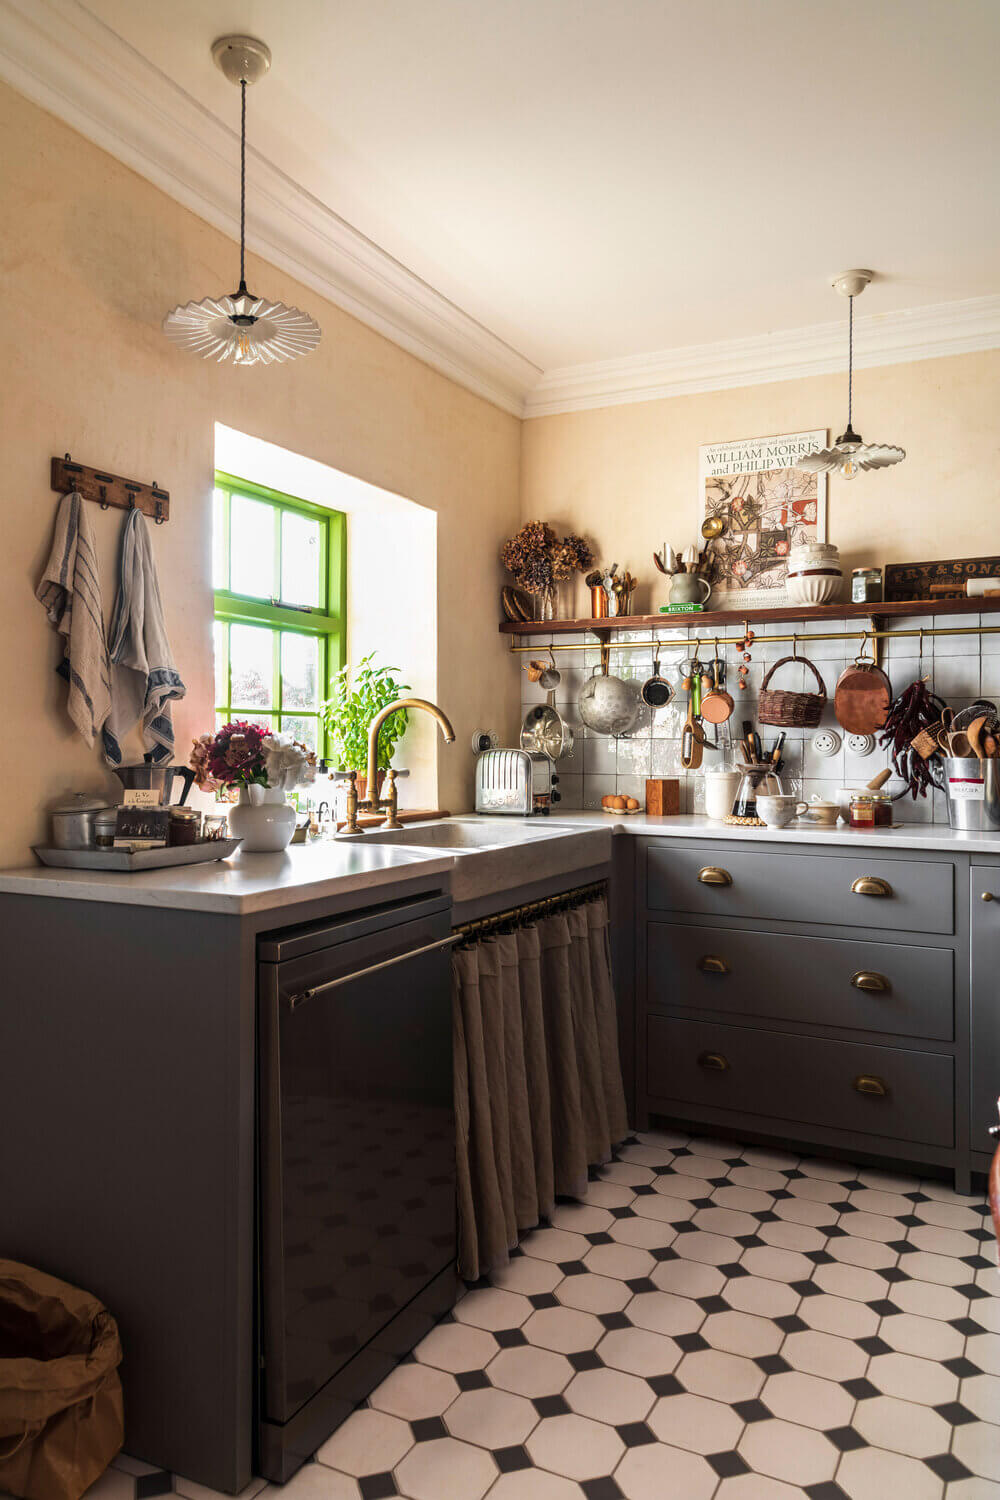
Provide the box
[851,970,891,994]
[851,875,893,898]
[854,1074,889,1097]
[698,866,733,887]
[698,954,731,975]
[698,1051,730,1071]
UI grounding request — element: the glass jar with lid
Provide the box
[168,806,203,846]
[849,791,892,828]
[851,567,883,604]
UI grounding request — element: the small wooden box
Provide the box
[645,778,680,817]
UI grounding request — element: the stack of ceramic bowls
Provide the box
[785,541,843,605]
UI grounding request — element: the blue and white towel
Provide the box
[35,490,113,748]
[105,507,185,766]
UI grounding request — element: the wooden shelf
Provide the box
[499,597,1000,637]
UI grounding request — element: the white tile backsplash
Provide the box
[515,620,993,823]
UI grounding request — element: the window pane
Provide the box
[214,620,228,707]
[213,490,228,590]
[230,495,275,599]
[281,510,321,607]
[281,715,320,754]
[230,624,274,708]
[281,632,319,710]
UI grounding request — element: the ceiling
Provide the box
[5,0,1000,410]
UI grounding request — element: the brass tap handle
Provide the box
[697,1051,730,1071]
[851,875,892,898]
[343,770,359,834]
[854,1074,889,1097]
[698,866,733,887]
[698,955,731,975]
[381,769,402,830]
[851,971,890,994]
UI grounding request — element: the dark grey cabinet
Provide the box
[0,870,453,1495]
[636,836,974,1190]
[971,861,1000,1171]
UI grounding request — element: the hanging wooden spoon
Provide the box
[968,714,988,766]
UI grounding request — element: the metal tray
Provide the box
[32,839,242,872]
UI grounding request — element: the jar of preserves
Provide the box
[167,806,203,846]
[850,791,892,828]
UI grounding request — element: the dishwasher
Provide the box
[256,891,458,1482]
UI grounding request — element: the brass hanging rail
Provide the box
[507,624,1000,653]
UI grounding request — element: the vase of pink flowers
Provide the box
[190,721,316,853]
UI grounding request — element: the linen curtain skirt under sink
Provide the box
[452,894,629,1280]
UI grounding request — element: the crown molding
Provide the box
[524,293,1000,417]
[0,0,541,417]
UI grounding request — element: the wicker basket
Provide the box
[758,654,827,728]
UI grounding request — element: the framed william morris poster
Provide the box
[698,430,828,608]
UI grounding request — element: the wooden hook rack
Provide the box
[51,455,170,524]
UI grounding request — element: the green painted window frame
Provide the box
[213,471,346,757]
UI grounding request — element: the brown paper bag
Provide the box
[0,1260,123,1500]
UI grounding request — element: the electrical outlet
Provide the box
[846,733,876,757]
[471,729,498,753]
[811,728,843,758]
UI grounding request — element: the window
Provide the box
[213,473,346,756]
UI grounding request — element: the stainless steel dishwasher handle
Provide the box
[284,933,464,1010]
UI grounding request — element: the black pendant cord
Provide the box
[238,77,247,292]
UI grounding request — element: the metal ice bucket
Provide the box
[943,757,1000,831]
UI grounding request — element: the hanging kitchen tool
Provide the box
[640,653,674,708]
[578,649,640,737]
[833,635,892,734]
[538,650,561,691]
[681,687,704,770]
[521,692,573,760]
[700,645,735,725]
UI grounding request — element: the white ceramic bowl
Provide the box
[786,570,843,606]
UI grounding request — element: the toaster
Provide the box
[475,748,560,816]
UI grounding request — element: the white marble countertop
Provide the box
[548,809,1000,854]
[4,810,1000,915]
[0,841,456,915]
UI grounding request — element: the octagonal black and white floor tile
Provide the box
[108,1130,1000,1499]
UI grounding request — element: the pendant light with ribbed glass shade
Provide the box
[163,36,321,366]
[797,271,904,481]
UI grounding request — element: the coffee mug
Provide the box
[755,794,807,828]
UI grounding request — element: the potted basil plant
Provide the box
[321,653,410,800]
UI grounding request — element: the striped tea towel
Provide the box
[105,507,186,766]
[35,490,113,747]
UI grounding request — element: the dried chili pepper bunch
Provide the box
[878,678,945,800]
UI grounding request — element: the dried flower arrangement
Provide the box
[190,721,316,795]
[501,522,595,615]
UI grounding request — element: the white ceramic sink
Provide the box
[360,817,612,905]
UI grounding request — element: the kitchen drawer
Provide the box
[647,1015,954,1148]
[647,922,954,1041]
[646,844,954,935]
